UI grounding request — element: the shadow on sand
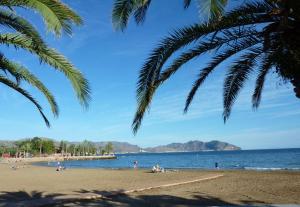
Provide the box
[0,191,65,207]
[0,189,270,207]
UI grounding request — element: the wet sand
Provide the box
[0,164,299,206]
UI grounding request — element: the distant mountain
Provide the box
[101,140,240,153]
[94,141,141,153]
[0,140,16,147]
[143,140,241,153]
[0,139,240,153]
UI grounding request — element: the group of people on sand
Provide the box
[132,160,219,172]
[6,159,28,170]
[152,164,165,173]
[133,161,165,173]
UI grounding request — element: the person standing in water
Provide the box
[215,162,219,169]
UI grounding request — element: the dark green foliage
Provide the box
[42,139,55,154]
[67,144,76,156]
[0,144,17,156]
[104,142,114,154]
[132,0,300,133]
[13,137,55,156]
[1,138,112,157]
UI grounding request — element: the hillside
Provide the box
[82,140,240,153]
[143,140,240,153]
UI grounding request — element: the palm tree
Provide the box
[112,0,227,31]
[0,0,90,127]
[132,0,300,133]
[104,142,114,154]
[16,140,32,157]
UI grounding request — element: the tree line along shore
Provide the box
[0,137,114,159]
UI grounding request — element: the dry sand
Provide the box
[0,163,299,206]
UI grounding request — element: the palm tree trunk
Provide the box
[39,144,42,157]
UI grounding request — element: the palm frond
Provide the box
[112,0,137,31]
[133,1,274,134]
[132,30,262,132]
[38,48,91,107]
[196,0,227,21]
[252,55,272,109]
[0,74,50,127]
[137,3,273,99]
[134,0,151,25]
[1,0,82,36]
[132,84,156,134]
[133,29,259,132]
[0,9,44,45]
[184,0,192,9]
[184,37,261,112]
[158,28,261,85]
[223,48,263,121]
[0,55,59,116]
[0,33,90,107]
[132,0,300,134]
[0,33,33,47]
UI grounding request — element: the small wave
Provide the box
[244,167,300,171]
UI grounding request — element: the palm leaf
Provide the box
[132,1,274,133]
[196,0,228,21]
[132,83,156,134]
[184,0,192,9]
[158,28,261,85]
[223,48,263,121]
[134,0,151,25]
[0,9,44,45]
[137,3,273,100]
[252,54,272,108]
[0,0,82,36]
[0,74,50,127]
[0,33,90,107]
[0,55,59,116]
[132,31,261,132]
[133,29,262,132]
[38,48,91,107]
[112,0,137,31]
[184,36,262,112]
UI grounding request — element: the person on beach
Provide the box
[133,160,138,169]
[56,166,61,171]
[215,162,219,169]
[56,161,62,171]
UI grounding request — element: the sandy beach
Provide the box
[0,163,299,206]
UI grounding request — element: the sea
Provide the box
[37,148,300,171]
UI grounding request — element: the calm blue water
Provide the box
[36,148,300,170]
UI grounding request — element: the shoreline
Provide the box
[33,165,300,172]
[2,157,299,172]
[0,155,116,164]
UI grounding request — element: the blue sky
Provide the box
[0,0,300,149]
